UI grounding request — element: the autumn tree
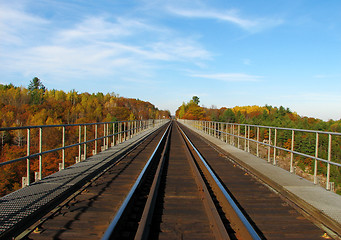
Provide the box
[0,80,171,196]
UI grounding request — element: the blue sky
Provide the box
[1,0,340,121]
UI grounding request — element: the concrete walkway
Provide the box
[183,122,341,238]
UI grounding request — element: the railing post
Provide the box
[247,125,250,152]
[78,125,81,162]
[39,127,42,180]
[134,120,137,136]
[84,125,87,160]
[124,122,127,141]
[326,134,332,190]
[95,124,98,154]
[118,122,121,143]
[244,125,247,151]
[268,128,271,163]
[257,127,260,157]
[26,128,30,186]
[62,126,65,170]
[103,124,106,150]
[220,122,223,141]
[228,124,230,144]
[314,133,319,184]
[237,125,239,148]
[290,130,295,173]
[273,128,277,165]
[105,123,110,149]
[225,123,228,143]
[112,123,115,146]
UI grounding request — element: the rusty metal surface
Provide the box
[180,123,327,240]
[154,125,216,240]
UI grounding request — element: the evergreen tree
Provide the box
[28,77,46,104]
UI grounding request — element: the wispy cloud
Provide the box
[167,7,283,32]
[149,38,211,61]
[191,73,262,82]
[243,58,251,65]
[0,3,49,45]
[0,3,212,87]
[56,16,169,44]
[313,74,341,79]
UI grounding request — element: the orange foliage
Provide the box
[0,82,171,196]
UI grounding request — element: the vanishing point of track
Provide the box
[21,121,326,240]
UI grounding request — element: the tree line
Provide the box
[0,78,170,196]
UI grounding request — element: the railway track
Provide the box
[17,120,328,239]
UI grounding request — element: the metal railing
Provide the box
[0,119,168,188]
[179,119,341,191]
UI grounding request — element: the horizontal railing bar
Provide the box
[181,120,340,168]
[201,121,341,136]
[213,129,341,166]
[0,123,154,167]
[0,120,149,132]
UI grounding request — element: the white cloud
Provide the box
[167,7,283,32]
[149,39,211,61]
[243,58,251,65]
[0,3,49,45]
[313,74,341,79]
[191,73,262,82]
[0,4,212,88]
[56,16,166,44]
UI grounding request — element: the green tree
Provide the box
[28,77,46,92]
[220,109,236,123]
[192,96,200,105]
[28,77,46,104]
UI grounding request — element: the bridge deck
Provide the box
[0,126,160,239]
[1,121,341,239]
[183,122,341,237]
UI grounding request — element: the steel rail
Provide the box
[178,125,262,240]
[101,122,172,240]
[134,122,172,240]
[177,124,230,239]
